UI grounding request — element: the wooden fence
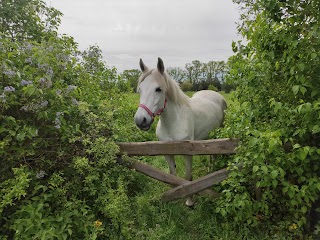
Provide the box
[116,138,238,201]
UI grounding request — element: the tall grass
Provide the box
[124,91,293,239]
[130,154,280,240]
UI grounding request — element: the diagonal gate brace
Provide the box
[162,168,229,202]
[117,156,221,199]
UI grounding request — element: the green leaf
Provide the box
[24,85,36,97]
[290,66,295,75]
[248,137,257,147]
[256,181,261,188]
[291,199,298,206]
[37,111,48,120]
[261,166,268,174]
[288,188,295,199]
[297,148,308,160]
[298,63,305,71]
[297,104,303,113]
[231,41,238,52]
[8,52,14,59]
[312,125,320,134]
[272,179,278,188]
[268,138,278,153]
[16,132,26,141]
[279,168,285,178]
[28,128,38,137]
[269,51,275,59]
[292,85,299,95]
[311,52,317,59]
[300,86,307,95]
[282,186,288,194]
[253,165,259,173]
[271,170,279,179]
[293,143,301,149]
[301,206,307,214]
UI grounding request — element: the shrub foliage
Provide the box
[2,0,320,238]
[216,0,320,235]
[0,0,150,239]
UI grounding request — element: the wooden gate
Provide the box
[116,138,238,201]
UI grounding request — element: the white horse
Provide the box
[134,58,227,206]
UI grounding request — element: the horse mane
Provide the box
[138,69,190,106]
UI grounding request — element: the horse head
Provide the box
[134,58,167,130]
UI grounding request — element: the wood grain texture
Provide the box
[117,138,238,156]
[117,157,220,198]
[161,168,229,201]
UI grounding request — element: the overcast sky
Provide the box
[45,0,241,72]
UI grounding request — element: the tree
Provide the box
[218,0,320,234]
[204,61,227,91]
[166,67,186,83]
[0,1,144,238]
[121,69,141,90]
[0,0,62,41]
[185,60,204,91]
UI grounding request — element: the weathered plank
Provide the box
[161,168,229,202]
[117,157,220,198]
[117,138,238,156]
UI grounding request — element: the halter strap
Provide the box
[139,98,167,119]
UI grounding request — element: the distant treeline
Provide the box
[121,60,235,93]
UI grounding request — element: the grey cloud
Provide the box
[45,0,241,72]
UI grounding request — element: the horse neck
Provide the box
[161,76,190,124]
[164,74,190,107]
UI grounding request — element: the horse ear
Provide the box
[157,57,165,74]
[139,58,148,72]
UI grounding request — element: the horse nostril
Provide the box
[142,117,147,124]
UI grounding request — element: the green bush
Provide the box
[214,0,320,236]
[0,33,137,239]
[4,0,320,238]
[180,81,193,92]
[208,84,218,92]
[0,1,151,238]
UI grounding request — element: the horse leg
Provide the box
[184,155,194,207]
[165,155,176,176]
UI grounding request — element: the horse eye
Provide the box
[155,87,162,92]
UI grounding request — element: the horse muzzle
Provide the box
[134,116,154,131]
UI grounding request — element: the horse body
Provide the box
[134,58,226,206]
[156,90,225,141]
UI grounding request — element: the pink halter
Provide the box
[139,98,167,119]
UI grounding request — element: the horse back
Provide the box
[191,90,227,111]
[190,90,227,139]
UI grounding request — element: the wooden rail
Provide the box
[162,168,229,201]
[116,138,239,202]
[117,157,220,198]
[117,138,238,156]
